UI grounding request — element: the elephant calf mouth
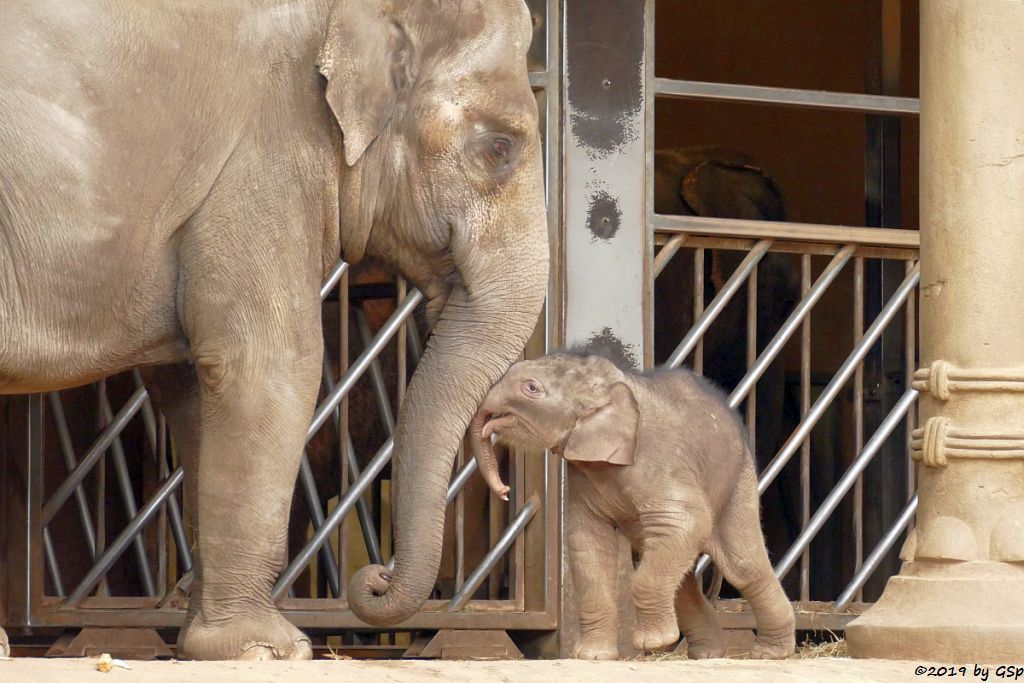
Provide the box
[481,413,518,439]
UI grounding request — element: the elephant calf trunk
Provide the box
[470,408,510,501]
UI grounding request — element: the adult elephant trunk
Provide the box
[347,217,548,626]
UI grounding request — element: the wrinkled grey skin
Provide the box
[471,354,795,660]
[0,0,548,659]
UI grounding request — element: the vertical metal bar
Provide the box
[562,0,648,368]
[397,278,408,405]
[693,247,705,375]
[799,254,811,601]
[131,370,159,458]
[338,265,350,601]
[746,262,757,449]
[853,257,865,601]
[905,259,917,510]
[455,445,466,593]
[95,381,158,597]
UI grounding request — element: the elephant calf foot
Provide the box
[750,632,795,660]
[572,636,618,660]
[178,609,311,661]
[632,612,680,653]
[684,632,726,660]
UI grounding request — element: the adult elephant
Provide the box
[0,0,548,661]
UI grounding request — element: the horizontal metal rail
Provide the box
[654,77,920,115]
[835,493,918,611]
[446,493,541,612]
[666,240,772,368]
[655,214,920,250]
[774,388,918,579]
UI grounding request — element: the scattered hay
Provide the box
[794,635,847,659]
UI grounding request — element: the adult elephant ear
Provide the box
[317,1,415,260]
[679,158,786,222]
[563,383,639,466]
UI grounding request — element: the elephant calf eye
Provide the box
[522,380,544,398]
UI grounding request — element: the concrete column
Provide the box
[847,0,1024,662]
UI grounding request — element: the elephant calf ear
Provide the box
[563,383,639,466]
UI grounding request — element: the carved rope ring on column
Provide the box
[912,416,950,467]
[912,359,1024,400]
[911,419,1024,466]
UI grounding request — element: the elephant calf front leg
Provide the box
[566,478,621,660]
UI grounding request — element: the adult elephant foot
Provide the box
[177,610,311,661]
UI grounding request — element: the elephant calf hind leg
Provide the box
[631,510,710,653]
[710,488,795,660]
[674,574,726,659]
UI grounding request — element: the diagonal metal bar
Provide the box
[95,381,157,597]
[385,458,480,572]
[320,260,349,300]
[835,492,918,611]
[774,388,918,580]
[354,305,397,435]
[42,386,148,526]
[757,264,920,495]
[43,527,66,597]
[653,234,687,277]
[63,468,185,605]
[695,264,920,581]
[666,240,773,368]
[345,436,384,567]
[297,452,342,597]
[446,493,540,611]
[307,289,423,444]
[321,349,384,567]
[273,439,394,601]
[46,393,99,559]
[728,245,855,409]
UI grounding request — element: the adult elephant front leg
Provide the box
[176,283,321,660]
[173,196,325,662]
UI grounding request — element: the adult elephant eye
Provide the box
[482,134,514,170]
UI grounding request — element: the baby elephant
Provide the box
[471,352,795,660]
